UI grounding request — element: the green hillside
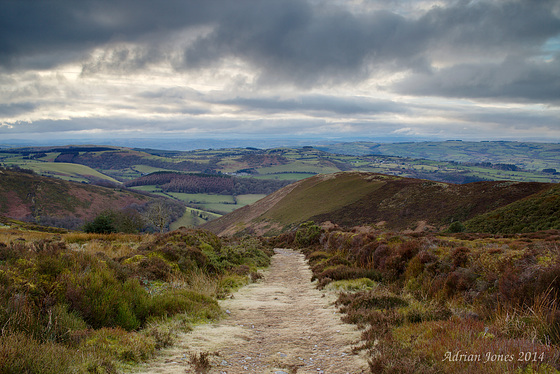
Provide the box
[464,184,560,233]
[203,172,554,236]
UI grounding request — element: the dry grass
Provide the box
[188,351,212,373]
[291,226,560,373]
[0,228,272,373]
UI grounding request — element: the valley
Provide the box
[1,141,559,230]
[0,140,559,373]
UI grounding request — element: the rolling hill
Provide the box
[1,142,558,229]
[317,140,560,171]
[203,171,555,236]
[0,167,169,229]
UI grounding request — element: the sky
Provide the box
[1,0,559,147]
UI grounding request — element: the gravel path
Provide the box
[136,248,368,374]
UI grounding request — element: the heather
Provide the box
[276,224,560,373]
[0,227,271,373]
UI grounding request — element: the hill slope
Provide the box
[464,184,560,234]
[203,172,553,235]
[0,167,154,227]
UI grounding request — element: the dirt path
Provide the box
[137,248,368,374]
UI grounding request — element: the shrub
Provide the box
[311,254,352,274]
[315,265,381,287]
[325,278,377,292]
[307,251,329,263]
[64,269,149,331]
[337,290,409,312]
[189,351,212,373]
[82,327,155,363]
[294,221,322,247]
[83,213,116,234]
[149,289,221,321]
[0,332,77,374]
[447,221,466,233]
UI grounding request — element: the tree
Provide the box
[83,212,116,234]
[447,221,466,233]
[145,202,171,233]
[83,209,145,234]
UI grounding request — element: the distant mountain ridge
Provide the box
[317,141,560,171]
[203,171,556,236]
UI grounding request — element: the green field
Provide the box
[0,159,120,184]
[130,185,265,219]
[167,193,235,204]
[2,142,559,228]
[235,194,266,205]
[318,141,560,171]
[253,173,315,181]
[169,207,222,230]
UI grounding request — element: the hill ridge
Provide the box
[203,171,555,235]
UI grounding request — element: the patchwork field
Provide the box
[1,141,558,229]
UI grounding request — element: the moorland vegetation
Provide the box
[275,223,560,373]
[0,225,272,373]
[1,141,559,373]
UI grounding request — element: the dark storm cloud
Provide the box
[181,2,423,86]
[179,0,560,89]
[2,0,558,84]
[417,0,560,53]
[0,0,217,69]
[393,55,560,103]
[0,102,36,117]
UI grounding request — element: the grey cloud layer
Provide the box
[0,0,215,69]
[218,95,407,116]
[181,0,560,89]
[1,0,559,141]
[394,56,560,103]
[2,0,558,102]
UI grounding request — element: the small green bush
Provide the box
[325,278,377,292]
[295,221,322,247]
[150,289,221,321]
[447,221,466,233]
[82,327,155,363]
[337,290,409,311]
[65,269,149,331]
[0,332,78,374]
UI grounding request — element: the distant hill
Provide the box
[2,142,558,229]
[0,167,160,229]
[317,141,560,171]
[203,172,554,236]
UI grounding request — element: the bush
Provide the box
[337,290,409,311]
[83,213,116,234]
[447,221,466,233]
[149,289,221,321]
[315,265,381,287]
[64,269,149,331]
[82,327,155,363]
[294,221,322,247]
[0,332,77,374]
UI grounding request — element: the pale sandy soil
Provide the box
[134,248,368,374]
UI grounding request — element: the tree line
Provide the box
[54,151,214,174]
[125,172,292,195]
